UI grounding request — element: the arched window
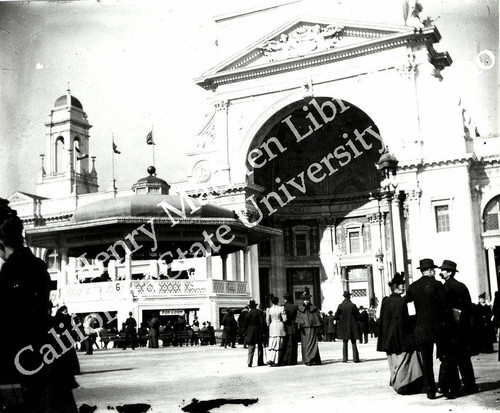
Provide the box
[55,137,64,173]
[484,195,500,231]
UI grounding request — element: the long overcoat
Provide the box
[244,308,264,345]
[376,293,410,354]
[0,247,51,384]
[283,302,298,335]
[404,275,449,346]
[335,298,361,340]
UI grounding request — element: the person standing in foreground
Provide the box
[281,292,299,365]
[266,296,287,366]
[295,288,322,366]
[123,311,137,350]
[377,273,424,395]
[245,300,264,367]
[0,198,78,412]
[437,260,478,398]
[404,258,449,400]
[335,291,361,363]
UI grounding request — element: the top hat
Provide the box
[249,299,257,308]
[417,258,438,270]
[388,272,405,287]
[439,260,459,273]
[343,291,352,298]
[283,292,293,301]
[328,310,333,315]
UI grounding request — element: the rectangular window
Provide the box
[435,205,450,232]
[295,233,308,256]
[348,230,361,254]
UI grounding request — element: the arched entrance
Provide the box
[245,97,388,311]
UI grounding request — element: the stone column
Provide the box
[270,233,286,298]
[487,247,498,297]
[249,245,260,302]
[60,247,69,286]
[221,253,228,281]
[214,100,231,183]
[405,187,422,284]
[124,254,132,281]
[392,192,406,275]
[341,267,348,292]
[205,243,213,280]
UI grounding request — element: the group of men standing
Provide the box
[404,258,478,399]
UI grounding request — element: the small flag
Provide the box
[146,130,154,145]
[75,145,89,160]
[113,141,121,154]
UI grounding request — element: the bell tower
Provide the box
[37,87,98,198]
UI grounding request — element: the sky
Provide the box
[0,0,498,198]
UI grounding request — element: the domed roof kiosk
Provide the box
[25,167,281,326]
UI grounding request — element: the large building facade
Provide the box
[7,3,500,325]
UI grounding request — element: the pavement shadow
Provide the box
[306,357,387,366]
[478,380,500,393]
[80,368,134,375]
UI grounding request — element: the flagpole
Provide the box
[112,133,116,197]
[152,125,155,169]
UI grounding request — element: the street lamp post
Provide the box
[377,148,399,279]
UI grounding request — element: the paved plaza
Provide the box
[73,340,500,413]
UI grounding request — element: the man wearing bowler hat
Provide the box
[438,260,478,397]
[405,258,449,399]
[335,291,361,363]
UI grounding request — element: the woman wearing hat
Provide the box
[377,273,424,395]
[295,288,323,365]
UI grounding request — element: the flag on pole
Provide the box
[75,145,89,160]
[146,130,154,145]
[113,141,121,154]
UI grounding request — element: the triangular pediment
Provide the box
[8,191,47,205]
[195,16,444,89]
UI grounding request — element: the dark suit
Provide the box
[405,275,448,397]
[439,277,477,394]
[281,301,299,365]
[244,308,264,366]
[335,298,361,362]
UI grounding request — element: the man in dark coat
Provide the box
[473,292,495,353]
[0,199,78,412]
[358,306,369,344]
[244,300,264,367]
[296,289,322,366]
[280,292,299,365]
[404,258,449,400]
[335,291,361,363]
[221,309,237,348]
[238,306,249,348]
[437,260,478,398]
[123,312,137,350]
[324,310,336,342]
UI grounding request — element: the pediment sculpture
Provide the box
[260,24,345,62]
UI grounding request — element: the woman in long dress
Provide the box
[266,296,287,366]
[377,273,424,395]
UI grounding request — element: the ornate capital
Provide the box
[405,187,422,202]
[215,100,229,112]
